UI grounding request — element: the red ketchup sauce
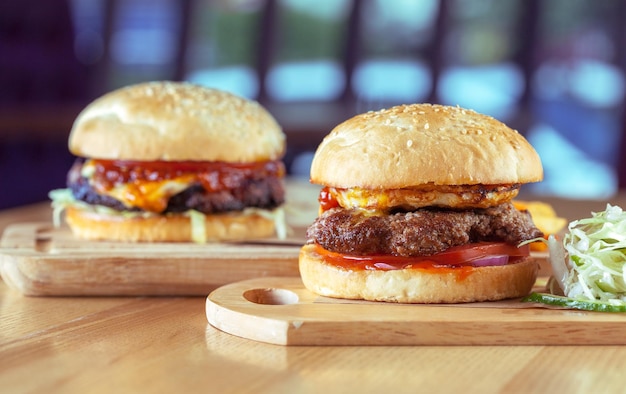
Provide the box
[312,243,530,282]
[318,186,339,211]
[87,159,285,213]
[90,159,285,192]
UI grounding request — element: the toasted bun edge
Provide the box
[65,205,277,242]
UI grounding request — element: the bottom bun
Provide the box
[65,206,277,242]
[298,244,539,303]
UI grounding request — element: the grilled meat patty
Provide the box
[67,160,285,214]
[306,203,543,257]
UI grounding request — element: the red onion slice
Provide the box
[470,255,509,267]
[370,254,511,270]
[372,262,399,270]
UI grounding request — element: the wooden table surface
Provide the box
[3,182,626,393]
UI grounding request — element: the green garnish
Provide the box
[522,292,626,313]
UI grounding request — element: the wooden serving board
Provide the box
[206,272,626,346]
[0,180,321,297]
[0,222,303,296]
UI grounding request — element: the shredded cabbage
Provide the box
[546,234,568,293]
[560,204,626,303]
[48,188,157,223]
[250,206,288,240]
[49,188,75,227]
[187,210,207,243]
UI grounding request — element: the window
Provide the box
[66,0,626,198]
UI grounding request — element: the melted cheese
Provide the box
[329,184,520,212]
[81,160,195,213]
[106,176,195,212]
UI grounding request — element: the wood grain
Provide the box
[5,192,626,392]
[206,276,626,346]
[0,222,303,296]
[0,179,320,297]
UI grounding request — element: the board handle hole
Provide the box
[243,288,299,305]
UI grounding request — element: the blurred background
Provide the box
[1,0,625,209]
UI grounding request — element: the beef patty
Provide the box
[306,203,543,257]
[67,160,285,214]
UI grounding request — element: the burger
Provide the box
[299,103,544,303]
[50,81,287,243]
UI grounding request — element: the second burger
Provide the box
[50,81,287,243]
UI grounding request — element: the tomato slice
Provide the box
[315,242,530,271]
[432,242,529,264]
